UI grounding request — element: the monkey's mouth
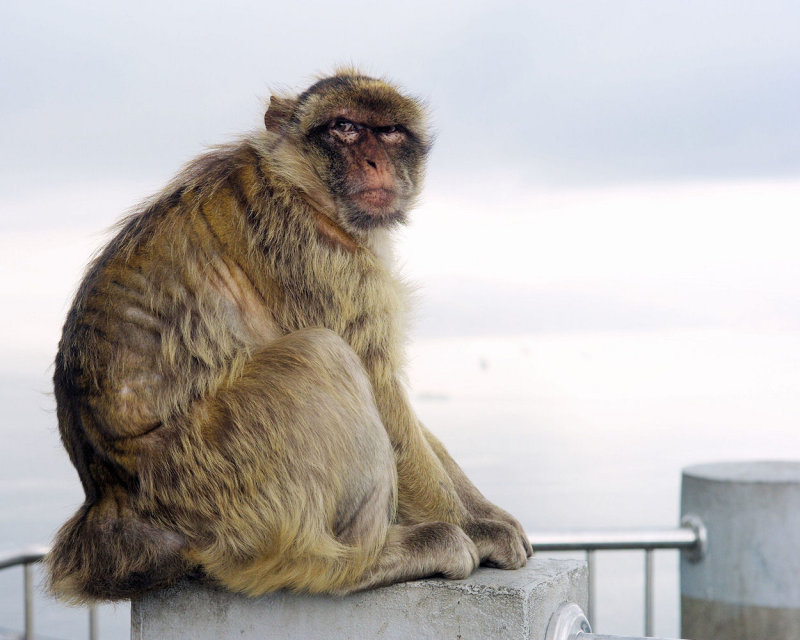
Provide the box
[353,188,396,212]
[344,189,407,230]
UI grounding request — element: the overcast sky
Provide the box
[2,0,799,197]
[1,0,799,349]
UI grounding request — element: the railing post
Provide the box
[24,562,34,640]
[89,604,99,640]
[643,549,653,637]
[586,550,595,627]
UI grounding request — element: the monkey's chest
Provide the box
[274,263,405,365]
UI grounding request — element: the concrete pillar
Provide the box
[681,461,800,640]
[131,559,586,640]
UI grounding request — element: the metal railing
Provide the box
[529,515,706,638]
[0,546,97,640]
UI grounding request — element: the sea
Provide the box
[2,328,799,639]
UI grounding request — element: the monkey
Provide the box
[46,69,533,604]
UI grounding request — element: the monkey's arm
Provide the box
[422,427,533,559]
[372,377,531,567]
[371,378,465,524]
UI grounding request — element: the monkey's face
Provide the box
[313,113,425,231]
[275,73,431,234]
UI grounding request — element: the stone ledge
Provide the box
[131,559,587,640]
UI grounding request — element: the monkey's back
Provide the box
[54,139,408,498]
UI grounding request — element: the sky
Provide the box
[3,0,799,193]
[1,0,799,361]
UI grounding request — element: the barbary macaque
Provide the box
[47,70,532,603]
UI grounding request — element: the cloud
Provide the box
[422,1,800,185]
[2,0,799,193]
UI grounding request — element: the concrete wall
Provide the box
[132,559,587,640]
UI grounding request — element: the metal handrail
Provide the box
[528,526,700,551]
[528,516,706,638]
[0,547,50,571]
[0,545,97,640]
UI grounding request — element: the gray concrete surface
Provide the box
[681,460,800,640]
[131,558,587,640]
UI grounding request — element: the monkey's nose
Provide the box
[366,159,377,169]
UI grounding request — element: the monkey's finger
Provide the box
[465,520,528,570]
[438,526,480,580]
[504,515,534,557]
[482,537,528,570]
[522,533,534,557]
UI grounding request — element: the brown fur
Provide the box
[46,70,532,604]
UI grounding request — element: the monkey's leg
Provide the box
[152,328,479,596]
[341,522,479,593]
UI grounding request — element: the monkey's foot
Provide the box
[343,521,480,593]
[463,519,530,570]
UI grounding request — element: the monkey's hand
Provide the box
[418,425,533,565]
[462,517,532,570]
[472,501,533,557]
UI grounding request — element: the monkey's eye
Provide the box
[333,120,357,133]
[376,125,406,143]
[330,119,364,143]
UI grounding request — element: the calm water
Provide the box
[2,329,799,639]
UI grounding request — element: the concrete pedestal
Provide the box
[131,559,586,640]
[681,461,800,640]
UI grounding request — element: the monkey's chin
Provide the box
[343,190,407,231]
[344,206,407,231]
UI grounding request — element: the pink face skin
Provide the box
[325,117,414,228]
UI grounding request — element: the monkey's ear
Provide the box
[264,96,297,133]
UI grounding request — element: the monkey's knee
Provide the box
[276,328,367,377]
[260,327,384,443]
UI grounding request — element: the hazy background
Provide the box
[1,1,799,638]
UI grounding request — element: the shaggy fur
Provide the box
[47,70,532,604]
